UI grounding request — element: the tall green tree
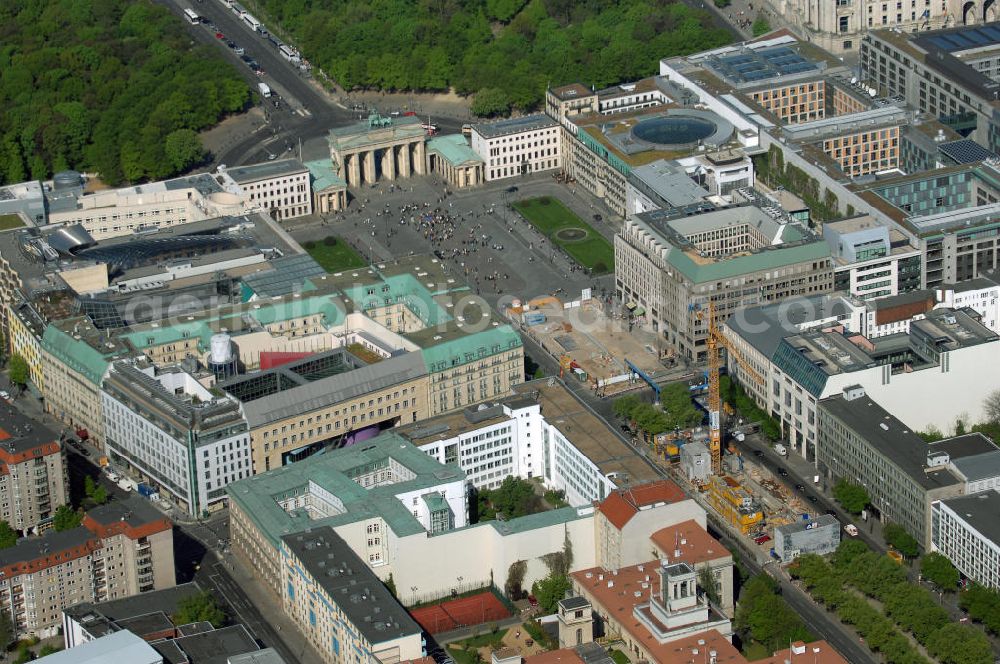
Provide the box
[7,354,28,388]
[531,574,570,613]
[0,521,17,549]
[883,523,920,558]
[52,505,83,532]
[832,479,869,514]
[164,129,205,173]
[920,552,959,591]
[174,591,226,628]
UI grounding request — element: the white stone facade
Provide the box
[471,116,562,182]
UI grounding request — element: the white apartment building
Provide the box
[101,361,251,516]
[218,159,312,220]
[725,306,1000,461]
[933,491,1000,590]
[400,388,617,507]
[471,114,561,182]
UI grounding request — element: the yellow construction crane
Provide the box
[697,301,766,474]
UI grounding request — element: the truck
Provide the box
[774,443,788,457]
[257,82,272,98]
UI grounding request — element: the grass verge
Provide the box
[512,196,613,274]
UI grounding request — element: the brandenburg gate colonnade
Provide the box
[340,141,426,188]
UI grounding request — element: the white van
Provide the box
[844,524,859,537]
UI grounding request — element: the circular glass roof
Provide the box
[632,116,717,146]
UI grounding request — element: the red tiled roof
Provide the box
[756,641,848,664]
[571,561,741,664]
[650,520,731,567]
[82,513,172,541]
[597,481,686,530]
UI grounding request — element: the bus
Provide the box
[183,7,200,24]
[219,0,234,7]
[231,2,247,17]
[243,13,268,36]
[278,44,300,63]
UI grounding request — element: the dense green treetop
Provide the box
[256,0,730,111]
[0,0,251,186]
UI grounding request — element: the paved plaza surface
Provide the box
[287,173,620,312]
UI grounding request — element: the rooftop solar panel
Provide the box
[938,139,997,165]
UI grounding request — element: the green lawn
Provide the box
[0,214,24,231]
[512,196,613,274]
[304,237,367,273]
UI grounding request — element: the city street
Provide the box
[156,0,466,170]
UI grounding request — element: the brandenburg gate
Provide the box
[328,113,427,188]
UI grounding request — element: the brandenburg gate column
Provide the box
[363,150,376,184]
[348,153,361,188]
[381,146,396,181]
[398,144,412,178]
[414,140,426,175]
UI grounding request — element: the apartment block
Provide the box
[0,404,68,532]
[0,497,174,638]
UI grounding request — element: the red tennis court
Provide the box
[410,590,511,634]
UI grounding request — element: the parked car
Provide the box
[794,483,805,492]
[234,45,245,55]
[777,467,788,477]
[0,390,9,402]
[844,524,859,537]
[753,534,771,545]
[215,32,225,39]
[752,449,764,458]
[527,595,539,607]
[807,495,819,503]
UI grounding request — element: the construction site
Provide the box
[506,295,674,396]
[629,302,817,559]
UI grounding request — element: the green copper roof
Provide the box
[123,294,346,349]
[226,432,466,547]
[342,273,451,326]
[122,320,215,351]
[420,325,522,373]
[427,134,483,167]
[304,158,347,192]
[226,431,590,550]
[41,325,115,386]
[666,240,831,283]
[249,295,345,327]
